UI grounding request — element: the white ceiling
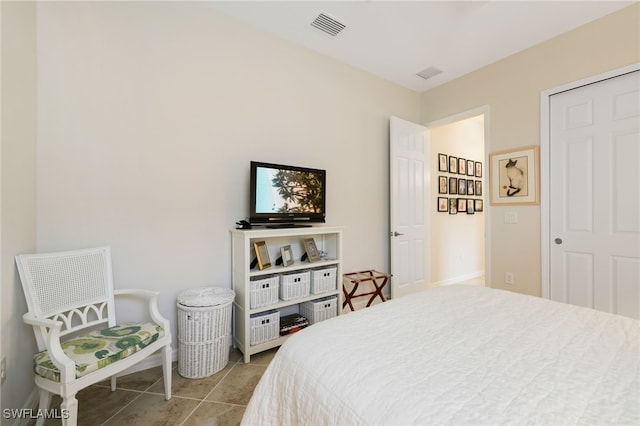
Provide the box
[203,1,635,93]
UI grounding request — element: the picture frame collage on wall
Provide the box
[438,153,484,215]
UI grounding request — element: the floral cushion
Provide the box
[34,322,164,382]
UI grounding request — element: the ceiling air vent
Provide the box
[416,66,443,80]
[311,13,346,37]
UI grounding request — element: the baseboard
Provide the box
[430,271,484,288]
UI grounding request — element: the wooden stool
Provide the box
[342,270,391,311]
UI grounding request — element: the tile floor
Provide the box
[31,347,278,426]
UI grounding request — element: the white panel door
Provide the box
[550,71,640,319]
[390,116,430,298]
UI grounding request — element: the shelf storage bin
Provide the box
[250,310,280,345]
[279,270,311,301]
[177,287,235,379]
[300,296,338,325]
[249,275,279,309]
[311,267,337,294]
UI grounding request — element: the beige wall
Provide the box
[1,1,38,416]
[420,4,640,296]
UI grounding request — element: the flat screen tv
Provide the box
[250,161,326,227]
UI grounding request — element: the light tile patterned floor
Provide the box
[30,348,277,426]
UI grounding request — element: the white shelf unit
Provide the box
[231,226,343,363]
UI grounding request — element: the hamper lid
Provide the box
[177,287,235,307]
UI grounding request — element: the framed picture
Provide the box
[437,197,448,212]
[449,177,458,194]
[467,179,474,195]
[458,178,466,195]
[475,180,483,196]
[457,198,467,212]
[489,145,539,205]
[280,245,294,267]
[475,162,483,178]
[467,200,475,214]
[438,176,448,194]
[467,160,475,176]
[438,154,448,172]
[449,198,457,214]
[449,156,458,174]
[253,240,271,270]
[303,238,321,262]
[458,157,466,175]
[475,199,484,212]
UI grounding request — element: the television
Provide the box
[249,161,326,227]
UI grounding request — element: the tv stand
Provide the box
[265,223,312,229]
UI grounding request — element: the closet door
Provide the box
[550,70,639,319]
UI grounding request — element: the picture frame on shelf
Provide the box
[467,179,475,196]
[438,197,448,212]
[439,176,448,194]
[449,177,458,194]
[489,145,540,205]
[253,240,271,270]
[467,160,475,176]
[438,154,448,172]
[458,157,467,175]
[475,199,484,212]
[303,238,321,262]
[449,156,458,174]
[280,245,294,267]
[475,162,483,178]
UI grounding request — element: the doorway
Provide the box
[428,111,487,287]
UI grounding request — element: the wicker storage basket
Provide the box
[279,270,310,301]
[300,296,338,325]
[250,310,279,345]
[177,287,235,379]
[249,275,279,308]
[310,267,337,294]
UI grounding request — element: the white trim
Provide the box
[425,105,492,288]
[539,63,640,299]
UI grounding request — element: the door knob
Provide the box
[554,238,563,245]
[391,231,404,237]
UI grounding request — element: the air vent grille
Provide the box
[416,67,443,80]
[311,13,346,37]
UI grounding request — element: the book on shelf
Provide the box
[279,314,309,336]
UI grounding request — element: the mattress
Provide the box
[241,285,639,425]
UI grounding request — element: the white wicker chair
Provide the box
[15,246,172,426]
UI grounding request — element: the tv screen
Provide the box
[250,161,326,226]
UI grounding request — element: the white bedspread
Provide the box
[242,285,639,426]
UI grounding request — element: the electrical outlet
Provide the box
[1,355,6,383]
[505,272,514,285]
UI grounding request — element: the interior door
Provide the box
[389,116,430,298]
[550,70,639,319]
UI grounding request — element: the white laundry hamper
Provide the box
[177,287,235,379]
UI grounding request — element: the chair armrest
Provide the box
[23,313,76,381]
[114,289,171,334]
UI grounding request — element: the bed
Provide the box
[241,285,639,425]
